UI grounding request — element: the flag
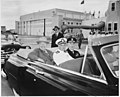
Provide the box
[81,0,84,4]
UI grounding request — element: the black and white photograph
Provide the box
[1,0,119,96]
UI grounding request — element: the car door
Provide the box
[24,47,118,96]
[25,58,113,96]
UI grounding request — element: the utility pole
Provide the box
[43,19,46,36]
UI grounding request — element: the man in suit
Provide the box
[51,26,64,47]
[77,31,84,49]
[67,37,81,59]
[28,37,55,65]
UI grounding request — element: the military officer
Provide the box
[53,38,73,66]
[67,37,81,58]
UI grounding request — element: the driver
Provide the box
[53,38,73,66]
[28,37,55,65]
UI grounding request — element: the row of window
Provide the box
[57,12,92,20]
[108,22,118,31]
[63,22,81,25]
[111,3,116,11]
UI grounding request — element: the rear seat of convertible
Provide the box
[17,48,99,75]
[59,58,83,72]
[59,56,101,76]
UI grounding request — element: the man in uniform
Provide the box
[53,38,73,66]
[67,37,81,58]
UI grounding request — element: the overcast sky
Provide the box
[1,0,110,29]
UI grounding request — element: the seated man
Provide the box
[53,38,73,66]
[66,37,81,58]
[28,37,55,65]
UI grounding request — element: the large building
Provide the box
[16,0,120,37]
[16,8,94,36]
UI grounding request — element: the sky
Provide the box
[1,0,110,29]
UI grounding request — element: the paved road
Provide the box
[1,76,14,96]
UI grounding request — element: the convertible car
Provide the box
[4,34,119,96]
[1,34,31,68]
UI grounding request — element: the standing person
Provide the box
[77,31,84,49]
[66,37,81,58]
[51,26,64,47]
[28,37,55,65]
[53,38,73,66]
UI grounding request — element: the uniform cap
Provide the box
[56,38,67,45]
[53,26,60,31]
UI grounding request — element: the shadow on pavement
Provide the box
[1,76,14,96]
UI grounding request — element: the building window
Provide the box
[18,22,19,28]
[71,29,73,33]
[108,23,111,31]
[66,13,72,18]
[71,22,73,25]
[63,22,65,25]
[111,3,115,11]
[68,22,70,25]
[73,15,80,19]
[24,21,25,28]
[114,23,117,31]
[76,23,78,25]
[79,23,81,25]
[68,29,70,32]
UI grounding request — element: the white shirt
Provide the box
[53,49,73,66]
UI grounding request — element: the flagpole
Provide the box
[80,0,85,14]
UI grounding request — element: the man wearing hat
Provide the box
[53,38,73,66]
[51,26,64,47]
[67,37,81,59]
[28,37,55,65]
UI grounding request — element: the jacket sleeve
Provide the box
[28,49,39,61]
[75,51,81,58]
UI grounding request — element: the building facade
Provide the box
[80,0,120,38]
[16,8,94,36]
[106,0,120,33]
[16,0,119,37]
[1,26,6,33]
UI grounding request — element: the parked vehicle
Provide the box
[4,35,119,96]
[1,34,31,67]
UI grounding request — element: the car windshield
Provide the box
[101,44,119,77]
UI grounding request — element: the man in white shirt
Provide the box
[53,38,73,66]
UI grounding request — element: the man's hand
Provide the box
[37,58,44,63]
